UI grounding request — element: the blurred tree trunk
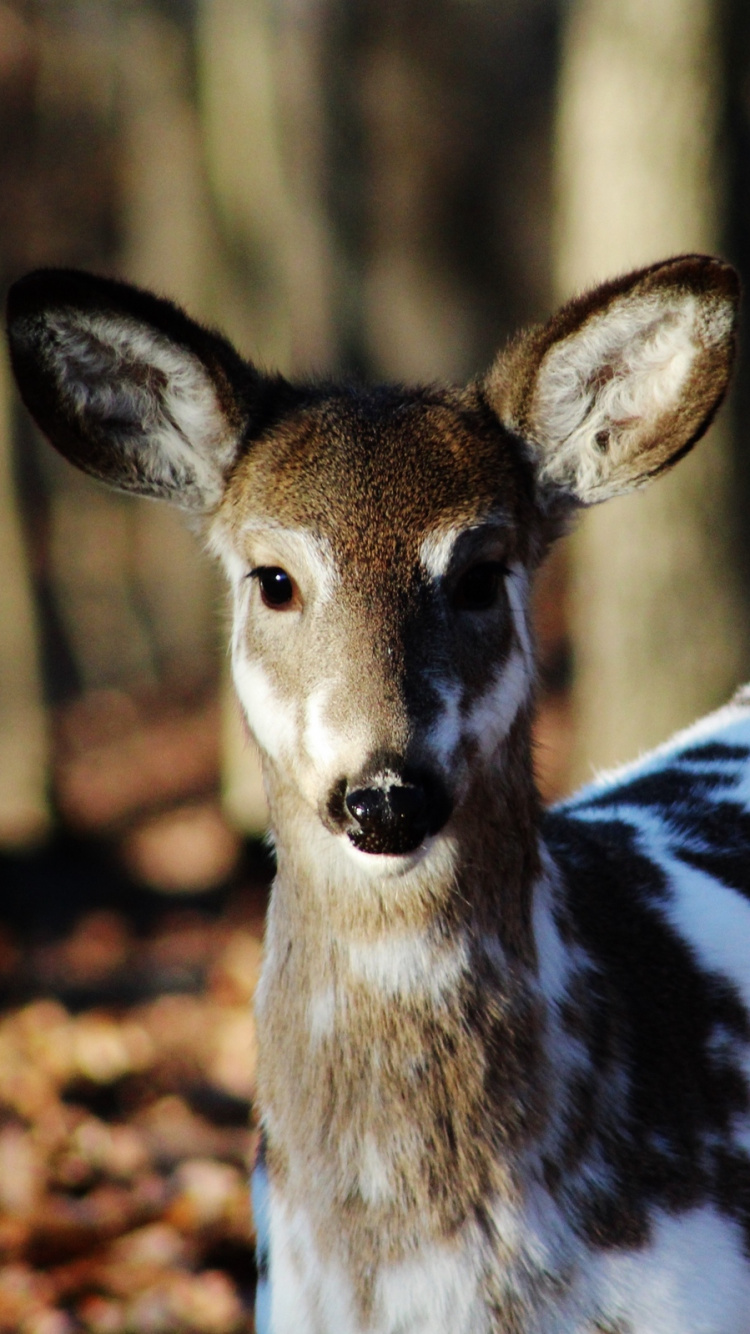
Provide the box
[555,0,750,785]
[197,0,335,374]
[114,6,221,697]
[0,5,48,846]
[0,351,49,846]
[342,0,558,383]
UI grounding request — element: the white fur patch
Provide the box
[334,823,460,891]
[505,561,533,665]
[463,644,533,757]
[304,682,343,772]
[532,854,576,1008]
[268,1194,360,1333]
[418,520,512,583]
[231,652,298,763]
[347,930,468,1000]
[531,858,603,1172]
[459,558,535,758]
[661,860,750,1019]
[376,1233,486,1334]
[587,1204,750,1332]
[264,1188,750,1332]
[479,932,508,977]
[209,535,249,591]
[266,1196,487,1334]
[421,556,533,768]
[358,1133,394,1207]
[337,839,431,876]
[236,522,338,603]
[419,526,464,580]
[307,986,336,1043]
[211,520,338,601]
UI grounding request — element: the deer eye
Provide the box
[251,566,300,610]
[451,561,506,612]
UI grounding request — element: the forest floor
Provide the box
[0,837,271,1334]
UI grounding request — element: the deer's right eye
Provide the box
[251,566,300,610]
[450,561,506,613]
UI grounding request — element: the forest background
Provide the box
[0,2,749,1329]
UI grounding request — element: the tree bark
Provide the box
[0,351,49,846]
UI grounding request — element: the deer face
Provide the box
[211,390,539,857]
[7,257,738,860]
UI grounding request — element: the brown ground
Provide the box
[0,846,269,1334]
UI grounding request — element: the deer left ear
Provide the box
[7,269,275,513]
[483,255,740,507]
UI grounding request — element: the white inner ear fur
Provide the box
[532,291,729,502]
[44,309,237,509]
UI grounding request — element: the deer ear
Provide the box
[483,255,740,507]
[7,269,279,512]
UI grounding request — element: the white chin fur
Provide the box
[338,832,435,876]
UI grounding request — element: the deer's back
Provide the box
[539,690,750,1320]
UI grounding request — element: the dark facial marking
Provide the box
[450,560,507,613]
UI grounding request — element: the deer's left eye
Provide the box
[251,566,300,610]
[451,561,506,612]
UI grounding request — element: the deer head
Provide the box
[7,257,738,867]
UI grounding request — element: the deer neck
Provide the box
[254,717,555,1255]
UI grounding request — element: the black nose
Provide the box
[344,779,444,856]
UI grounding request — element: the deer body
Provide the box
[8,255,750,1332]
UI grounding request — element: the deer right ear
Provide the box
[7,269,282,513]
[483,255,740,508]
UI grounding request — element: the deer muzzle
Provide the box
[325,768,453,856]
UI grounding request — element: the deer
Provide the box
[8,254,750,1333]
